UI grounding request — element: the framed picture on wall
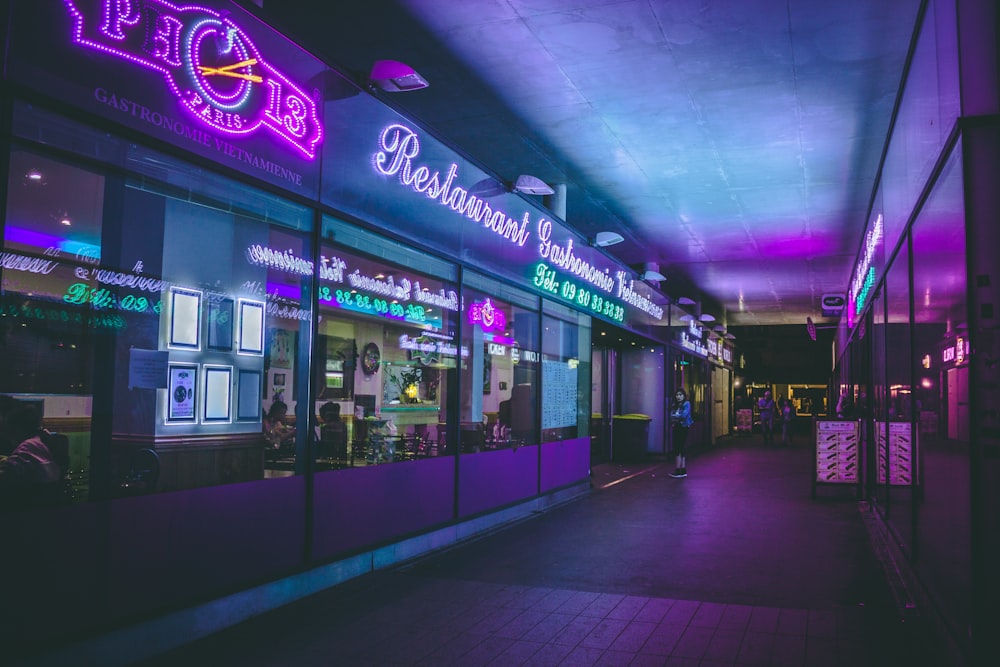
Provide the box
[207,297,234,351]
[203,365,233,423]
[168,287,202,349]
[237,369,262,421]
[237,299,265,355]
[167,363,198,422]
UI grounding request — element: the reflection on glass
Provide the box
[911,144,969,642]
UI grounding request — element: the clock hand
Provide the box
[198,58,263,83]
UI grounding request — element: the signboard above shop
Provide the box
[10,0,330,198]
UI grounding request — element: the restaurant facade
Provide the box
[0,1,739,659]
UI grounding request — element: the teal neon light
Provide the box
[854,266,876,316]
[532,262,625,323]
[319,286,431,325]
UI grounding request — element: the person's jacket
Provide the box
[671,400,693,428]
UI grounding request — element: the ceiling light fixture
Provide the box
[679,314,694,322]
[724,333,735,340]
[60,217,71,226]
[594,231,624,247]
[713,325,726,332]
[699,313,715,322]
[368,60,429,92]
[513,174,555,196]
[27,170,43,181]
[677,296,696,306]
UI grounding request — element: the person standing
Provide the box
[758,390,776,445]
[669,389,693,478]
[779,397,796,446]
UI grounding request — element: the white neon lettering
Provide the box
[374,124,530,247]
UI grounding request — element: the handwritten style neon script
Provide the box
[63,0,323,159]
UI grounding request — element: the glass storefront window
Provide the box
[460,274,540,452]
[3,115,314,506]
[883,234,914,551]
[910,144,969,639]
[316,216,459,466]
[541,302,591,443]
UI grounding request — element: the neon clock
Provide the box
[64,0,323,159]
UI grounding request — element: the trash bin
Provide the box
[611,414,652,462]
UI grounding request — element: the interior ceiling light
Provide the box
[699,313,715,322]
[513,174,555,196]
[677,296,696,306]
[60,217,71,226]
[26,170,43,181]
[368,60,429,92]
[594,231,624,247]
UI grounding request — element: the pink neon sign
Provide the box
[64,0,323,159]
[469,298,507,333]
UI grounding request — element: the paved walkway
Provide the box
[137,438,944,666]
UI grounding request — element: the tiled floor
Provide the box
[137,439,944,666]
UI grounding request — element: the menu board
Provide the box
[814,420,859,483]
[736,409,753,433]
[542,359,578,429]
[877,421,915,485]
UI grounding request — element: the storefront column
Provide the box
[957,2,999,663]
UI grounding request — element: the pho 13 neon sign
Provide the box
[64,0,323,159]
[469,298,507,333]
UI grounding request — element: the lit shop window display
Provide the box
[1,145,314,506]
[311,245,460,469]
[459,283,541,453]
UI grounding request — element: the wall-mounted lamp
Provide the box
[698,313,715,322]
[594,231,624,247]
[677,296,696,306]
[513,174,554,196]
[724,332,735,340]
[468,174,554,198]
[713,325,726,332]
[369,60,429,92]
[640,262,665,282]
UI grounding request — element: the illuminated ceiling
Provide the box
[270,0,921,326]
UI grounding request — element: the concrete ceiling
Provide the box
[268,0,921,327]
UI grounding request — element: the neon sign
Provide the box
[469,298,507,332]
[850,213,883,319]
[370,123,665,323]
[64,0,323,159]
[373,124,531,247]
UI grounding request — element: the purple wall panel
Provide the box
[541,437,591,492]
[0,502,104,647]
[107,476,306,619]
[312,457,455,560]
[458,446,539,518]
